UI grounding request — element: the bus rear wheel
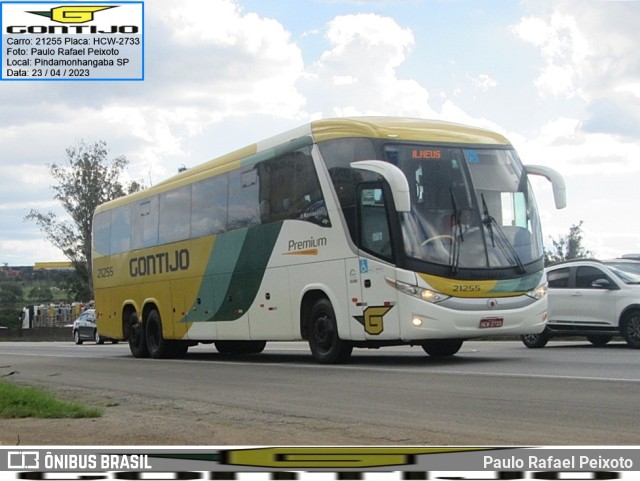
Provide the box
[308,298,352,364]
[128,312,149,358]
[421,339,463,357]
[146,309,183,359]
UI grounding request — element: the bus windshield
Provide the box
[385,144,544,270]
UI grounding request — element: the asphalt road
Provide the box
[0,339,638,445]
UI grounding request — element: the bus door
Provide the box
[354,184,400,340]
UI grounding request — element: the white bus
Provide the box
[92,117,566,363]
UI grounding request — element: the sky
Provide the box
[1,0,640,266]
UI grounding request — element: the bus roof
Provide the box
[310,117,510,145]
[96,117,511,213]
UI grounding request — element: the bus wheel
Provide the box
[308,298,352,364]
[421,339,463,357]
[128,312,149,358]
[214,340,266,355]
[145,309,174,359]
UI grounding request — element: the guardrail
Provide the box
[0,327,73,342]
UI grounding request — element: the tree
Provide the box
[0,283,24,328]
[544,221,593,265]
[25,140,142,301]
[28,285,54,303]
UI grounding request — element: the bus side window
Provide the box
[110,205,131,254]
[131,197,159,249]
[257,147,329,227]
[159,185,191,244]
[320,138,378,243]
[228,167,261,230]
[93,211,111,255]
[359,186,393,261]
[192,174,228,237]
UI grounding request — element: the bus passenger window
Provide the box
[256,147,329,227]
[131,197,159,249]
[159,186,191,244]
[93,211,111,255]
[110,205,131,254]
[192,175,228,237]
[228,167,260,230]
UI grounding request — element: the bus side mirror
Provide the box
[524,165,567,209]
[351,160,411,212]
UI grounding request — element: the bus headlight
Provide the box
[386,278,449,304]
[527,283,548,300]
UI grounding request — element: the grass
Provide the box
[0,380,103,419]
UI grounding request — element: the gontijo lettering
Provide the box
[129,249,190,277]
[6,25,139,34]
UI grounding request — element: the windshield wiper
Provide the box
[481,194,526,274]
[449,187,462,274]
[481,194,495,247]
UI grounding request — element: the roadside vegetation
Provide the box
[0,380,102,419]
[1,140,143,329]
[0,269,72,328]
[544,221,593,265]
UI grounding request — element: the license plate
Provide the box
[479,317,503,328]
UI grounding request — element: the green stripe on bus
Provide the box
[185,222,284,323]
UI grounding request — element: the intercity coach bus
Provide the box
[92,117,566,363]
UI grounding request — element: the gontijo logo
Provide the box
[28,5,115,24]
[4,3,140,34]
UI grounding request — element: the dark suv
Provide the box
[521,259,640,348]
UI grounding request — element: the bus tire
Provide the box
[308,298,352,364]
[214,340,266,355]
[145,309,174,359]
[421,339,463,357]
[128,312,149,358]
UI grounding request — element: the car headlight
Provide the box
[527,283,548,300]
[386,278,450,303]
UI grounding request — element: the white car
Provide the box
[522,259,640,348]
[72,309,118,345]
[603,256,640,276]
